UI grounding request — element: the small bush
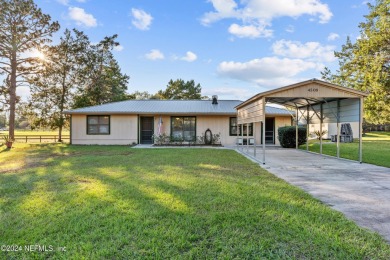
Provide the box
[278,126,307,148]
[313,130,328,140]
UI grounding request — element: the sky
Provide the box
[23,0,372,101]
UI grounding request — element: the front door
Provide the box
[261,118,275,144]
[265,118,275,144]
[140,117,154,144]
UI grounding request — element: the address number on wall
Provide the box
[308,88,319,92]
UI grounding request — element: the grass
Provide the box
[1,144,389,259]
[300,132,390,168]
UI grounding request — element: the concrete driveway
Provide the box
[237,147,390,242]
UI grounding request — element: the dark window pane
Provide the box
[171,117,195,141]
[88,116,99,124]
[99,116,109,124]
[99,125,109,134]
[87,116,110,135]
[88,125,98,134]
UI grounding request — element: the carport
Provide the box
[235,79,369,164]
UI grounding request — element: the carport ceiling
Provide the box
[266,97,343,109]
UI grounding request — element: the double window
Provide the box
[87,115,110,135]
[171,117,196,141]
[230,117,253,136]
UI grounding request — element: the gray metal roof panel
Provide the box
[265,106,292,115]
[65,100,291,116]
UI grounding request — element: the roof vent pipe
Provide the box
[212,95,218,105]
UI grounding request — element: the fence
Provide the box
[0,134,70,143]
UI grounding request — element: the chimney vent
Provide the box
[212,95,218,105]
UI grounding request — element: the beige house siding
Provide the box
[274,116,293,146]
[71,114,138,145]
[152,115,171,136]
[71,114,292,146]
[196,115,237,146]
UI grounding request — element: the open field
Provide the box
[1,130,70,143]
[1,144,389,259]
[0,130,70,135]
[300,132,390,168]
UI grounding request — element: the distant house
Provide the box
[64,97,292,146]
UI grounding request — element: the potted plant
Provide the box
[2,135,14,149]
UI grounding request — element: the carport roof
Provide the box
[236,79,369,109]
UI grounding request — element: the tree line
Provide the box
[0,0,205,141]
[321,0,389,124]
[1,0,389,142]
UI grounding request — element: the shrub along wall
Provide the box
[278,126,307,148]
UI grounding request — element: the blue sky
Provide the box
[27,0,371,101]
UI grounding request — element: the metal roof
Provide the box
[236,78,369,109]
[65,99,291,116]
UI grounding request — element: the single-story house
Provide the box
[65,97,292,146]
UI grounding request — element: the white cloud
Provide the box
[327,32,340,41]
[114,45,124,52]
[201,0,332,38]
[203,87,252,100]
[272,40,336,62]
[228,23,272,38]
[68,7,97,27]
[181,51,197,62]
[57,0,69,5]
[218,57,318,82]
[145,49,164,60]
[131,8,153,30]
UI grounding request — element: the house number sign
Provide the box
[307,88,319,92]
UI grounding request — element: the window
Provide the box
[171,117,196,141]
[230,117,238,136]
[230,117,253,136]
[87,115,110,135]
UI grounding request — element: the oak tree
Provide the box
[26,29,89,141]
[322,0,390,123]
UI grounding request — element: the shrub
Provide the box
[313,130,328,140]
[212,132,221,144]
[152,133,170,145]
[278,126,307,148]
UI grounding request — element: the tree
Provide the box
[156,79,207,100]
[127,90,159,100]
[73,35,129,108]
[0,0,59,140]
[26,29,89,141]
[322,0,390,124]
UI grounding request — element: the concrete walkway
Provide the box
[236,146,390,242]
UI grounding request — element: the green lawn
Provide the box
[1,144,389,259]
[300,132,390,168]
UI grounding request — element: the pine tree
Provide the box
[0,0,59,140]
[73,35,129,108]
[156,79,206,100]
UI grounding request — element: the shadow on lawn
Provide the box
[1,145,389,259]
